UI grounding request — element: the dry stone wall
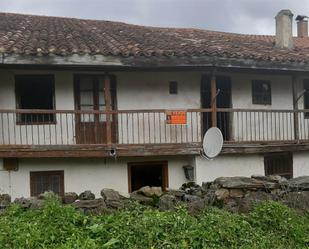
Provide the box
[2,175,309,214]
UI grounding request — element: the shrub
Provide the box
[0,197,308,248]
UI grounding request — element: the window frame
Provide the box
[264,153,293,179]
[252,80,272,105]
[15,75,56,125]
[169,81,178,95]
[30,170,64,197]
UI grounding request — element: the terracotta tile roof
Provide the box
[1,12,309,65]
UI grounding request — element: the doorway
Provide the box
[128,161,168,192]
[74,75,117,144]
[201,75,231,140]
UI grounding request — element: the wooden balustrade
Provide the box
[0,108,309,147]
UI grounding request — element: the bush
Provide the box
[0,197,308,248]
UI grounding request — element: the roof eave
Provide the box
[1,53,309,73]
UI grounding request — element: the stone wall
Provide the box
[1,175,309,214]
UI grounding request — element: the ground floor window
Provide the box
[264,153,293,179]
[30,170,64,197]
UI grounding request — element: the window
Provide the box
[252,80,271,105]
[30,171,64,197]
[169,81,178,94]
[15,75,55,124]
[304,80,309,118]
[264,153,293,179]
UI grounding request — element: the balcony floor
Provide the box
[1,141,309,158]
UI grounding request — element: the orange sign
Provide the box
[166,110,187,125]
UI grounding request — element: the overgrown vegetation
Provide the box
[0,197,309,249]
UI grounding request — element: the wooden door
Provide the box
[74,75,117,144]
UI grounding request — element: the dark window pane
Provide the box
[30,171,64,196]
[264,153,293,179]
[15,75,55,124]
[252,80,271,105]
[169,81,178,94]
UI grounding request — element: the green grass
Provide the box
[0,197,309,249]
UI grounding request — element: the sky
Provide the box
[0,0,309,35]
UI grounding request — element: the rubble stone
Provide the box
[215,188,229,200]
[130,192,154,205]
[158,194,177,211]
[286,176,309,191]
[137,186,162,197]
[0,194,11,208]
[63,192,78,204]
[79,190,95,200]
[229,189,244,198]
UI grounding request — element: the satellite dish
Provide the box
[202,127,223,160]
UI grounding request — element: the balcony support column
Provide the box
[292,75,300,141]
[211,72,217,127]
[104,74,112,145]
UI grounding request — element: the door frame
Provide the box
[73,74,118,144]
[200,74,232,140]
[127,161,169,193]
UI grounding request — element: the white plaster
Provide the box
[194,154,265,184]
[116,72,201,144]
[293,151,309,177]
[0,159,10,195]
[0,156,189,199]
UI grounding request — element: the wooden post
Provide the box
[211,73,217,127]
[292,75,299,141]
[104,75,112,145]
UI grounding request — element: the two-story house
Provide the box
[1,10,309,199]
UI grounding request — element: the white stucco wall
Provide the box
[293,151,309,177]
[0,70,76,145]
[194,154,265,184]
[230,73,295,142]
[115,72,201,144]
[0,159,11,195]
[0,156,189,199]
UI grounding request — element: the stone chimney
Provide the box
[296,15,308,38]
[275,9,294,49]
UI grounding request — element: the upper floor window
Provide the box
[252,80,271,105]
[169,81,178,94]
[15,75,55,124]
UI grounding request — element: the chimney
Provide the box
[275,9,294,49]
[296,15,308,38]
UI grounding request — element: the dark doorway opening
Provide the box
[128,161,168,192]
[201,75,232,140]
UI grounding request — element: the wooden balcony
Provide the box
[1,108,309,157]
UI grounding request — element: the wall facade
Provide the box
[194,154,265,185]
[0,69,304,145]
[0,156,190,199]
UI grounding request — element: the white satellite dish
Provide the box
[202,127,223,160]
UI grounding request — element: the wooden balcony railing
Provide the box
[0,108,309,147]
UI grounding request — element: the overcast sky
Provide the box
[0,0,309,35]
